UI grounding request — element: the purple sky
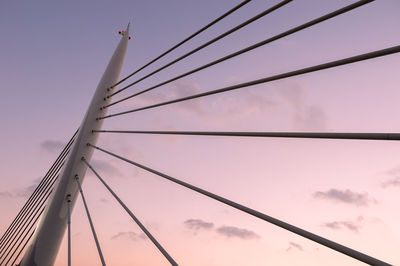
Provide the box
[1,0,400,265]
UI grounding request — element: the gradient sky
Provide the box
[1,0,400,265]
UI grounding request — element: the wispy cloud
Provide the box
[381,166,400,188]
[286,241,303,252]
[184,219,214,230]
[18,177,42,198]
[382,177,400,188]
[131,78,275,122]
[0,177,42,198]
[166,79,205,116]
[40,140,65,153]
[323,221,359,232]
[131,79,205,116]
[91,159,121,176]
[183,218,261,241]
[385,165,400,176]
[216,225,260,240]
[322,216,364,233]
[0,191,13,197]
[277,83,328,130]
[73,232,82,238]
[294,105,327,130]
[111,231,147,241]
[313,188,376,206]
[208,90,275,119]
[99,197,108,203]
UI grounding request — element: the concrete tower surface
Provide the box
[20,24,130,266]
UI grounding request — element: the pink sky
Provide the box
[1,0,400,265]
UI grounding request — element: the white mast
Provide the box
[20,24,130,266]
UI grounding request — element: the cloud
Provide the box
[294,105,327,130]
[131,78,275,122]
[0,177,42,198]
[382,177,400,188]
[184,219,214,230]
[381,166,400,188]
[111,231,147,241]
[208,90,275,119]
[216,225,260,240]
[322,216,364,233]
[99,197,108,203]
[313,188,376,206]
[385,165,400,176]
[40,140,65,153]
[323,221,359,232]
[16,177,42,198]
[277,82,328,130]
[286,241,303,252]
[183,218,260,240]
[131,79,205,116]
[167,79,205,116]
[0,191,13,197]
[90,159,121,176]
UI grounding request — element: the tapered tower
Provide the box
[19,24,130,266]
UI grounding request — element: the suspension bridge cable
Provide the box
[0,141,72,253]
[0,162,53,249]
[0,174,60,262]
[0,162,65,258]
[0,164,64,260]
[0,129,77,249]
[88,143,391,266]
[0,130,76,248]
[82,158,179,266]
[99,44,400,120]
[0,131,76,248]
[10,229,35,266]
[0,130,78,262]
[93,130,400,141]
[108,0,293,97]
[109,0,252,89]
[102,0,375,109]
[75,175,106,266]
[0,147,68,250]
[0,209,46,266]
[67,195,72,266]
[0,187,53,265]
[4,210,43,266]
[0,157,62,252]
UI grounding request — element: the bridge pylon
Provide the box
[19,24,130,266]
